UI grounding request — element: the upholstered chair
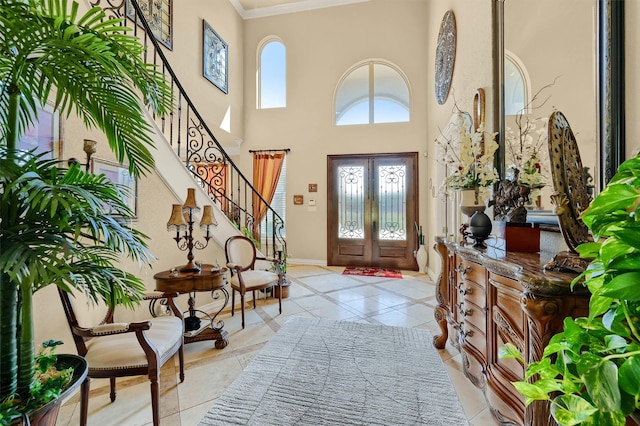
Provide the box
[58,289,185,426]
[224,235,283,328]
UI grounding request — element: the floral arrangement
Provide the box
[437,110,499,202]
[504,113,549,190]
[504,80,557,193]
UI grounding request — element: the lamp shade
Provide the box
[200,205,217,230]
[167,204,188,231]
[182,188,200,212]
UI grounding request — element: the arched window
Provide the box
[335,61,410,126]
[504,51,531,115]
[258,39,286,109]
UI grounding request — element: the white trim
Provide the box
[231,0,370,20]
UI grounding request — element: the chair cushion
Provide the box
[85,316,183,371]
[230,270,278,291]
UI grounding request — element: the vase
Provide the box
[459,188,486,217]
[415,244,427,273]
[469,211,492,248]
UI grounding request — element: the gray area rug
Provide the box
[199,317,468,425]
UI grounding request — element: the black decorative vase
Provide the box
[469,211,492,248]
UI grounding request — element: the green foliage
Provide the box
[0,0,172,418]
[503,154,640,425]
[0,341,72,425]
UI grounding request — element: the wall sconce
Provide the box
[68,139,98,171]
[167,188,218,272]
[83,139,97,172]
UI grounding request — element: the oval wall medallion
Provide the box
[435,10,456,105]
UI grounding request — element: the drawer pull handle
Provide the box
[458,304,473,317]
[456,262,472,276]
[461,329,474,339]
[458,285,473,295]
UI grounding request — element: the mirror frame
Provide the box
[493,0,625,189]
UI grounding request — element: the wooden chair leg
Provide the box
[240,292,246,329]
[231,288,236,316]
[252,290,257,308]
[149,374,160,426]
[80,377,90,426]
[178,344,185,383]
[109,377,116,402]
[278,281,283,314]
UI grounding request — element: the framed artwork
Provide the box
[203,20,228,94]
[293,195,304,205]
[125,0,173,49]
[17,102,61,159]
[91,158,138,217]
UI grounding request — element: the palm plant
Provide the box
[0,0,172,419]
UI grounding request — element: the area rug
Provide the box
[198,317,468,426]
[342,266,403,279]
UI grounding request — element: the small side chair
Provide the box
[58,288,185,426]
[224,235,283,328]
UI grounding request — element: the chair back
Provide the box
[225,235,257,271]
[58,288,90,356]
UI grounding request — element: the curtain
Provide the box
[252,152,285,238]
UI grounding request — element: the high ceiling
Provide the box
[232,0,369,19]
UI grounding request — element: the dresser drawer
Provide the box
[460,321,486,359]
[458,279,486,310]
[460,300,486,334]
[456,257,485,285]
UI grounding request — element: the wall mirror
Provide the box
[495,0,625,215]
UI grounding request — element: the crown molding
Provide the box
[230,0,370,20]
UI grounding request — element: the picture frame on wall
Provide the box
[125,0,173,49]
[203,20,228,94]
[91,158,138,217]
[17,102,62,159]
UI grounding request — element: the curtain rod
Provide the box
[249,148,290,154]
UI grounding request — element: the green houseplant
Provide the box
[0,0,172,423]
[501,154,640,425]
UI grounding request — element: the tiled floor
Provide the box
[56,265,498,425]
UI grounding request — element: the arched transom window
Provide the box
[335,61,410,126]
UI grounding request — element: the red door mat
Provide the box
[342,266,403,279]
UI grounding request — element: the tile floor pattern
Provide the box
[55,265,499,426]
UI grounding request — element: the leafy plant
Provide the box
[0,341,72,425]
[0,0,172,420]
[501,154,640,425]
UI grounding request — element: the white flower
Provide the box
[437,110,499,202]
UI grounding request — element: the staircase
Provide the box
[91,0,286,260]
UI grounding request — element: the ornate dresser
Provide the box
[433,237,590,425]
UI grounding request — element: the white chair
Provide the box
[58,289,185,426]
[224,235,283,328]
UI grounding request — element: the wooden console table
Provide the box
[154,265,229,349]
[434,237,590,426]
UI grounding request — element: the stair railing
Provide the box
[90,0,286,260]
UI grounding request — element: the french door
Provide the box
[327,153,418,270]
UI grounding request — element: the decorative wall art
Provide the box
[434,10,456,105]
[91,158,138,217]
[17,102,61,159]
[125,0,172,49]
[203,20,228,94]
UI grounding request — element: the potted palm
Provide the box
[0,0,172,423]
[501,154,640,425]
